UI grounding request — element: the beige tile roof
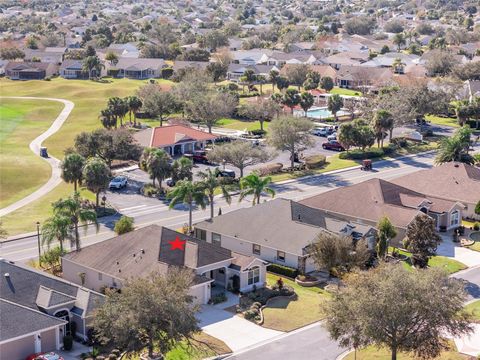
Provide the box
[391,163,480,205]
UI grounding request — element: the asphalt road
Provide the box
[454,266,480,301]
[226,322,345,360]
[0,151,437,262]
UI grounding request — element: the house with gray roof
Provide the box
[194,198,376,274]
[105,57,167,79]
[227,63,279,81]
[0,260,103,360]
[62,225,267,305]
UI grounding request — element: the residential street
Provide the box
[0,151,438,262]
[226,321,345,360]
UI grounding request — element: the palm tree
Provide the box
[393,33,406,51]
[198,168,231,219]
[269,69,280,93]
[239,173,275,206]
[435,127,474,165]
[171,156,193,183]
[167,180,207,233]
[108,97,128,127]
[371,110,394,148]
[41,214,71,252]
[52,192,98,250]
[61,152,85,191]
[99,108,116,129]
[82,55,104,79]
[391,57,406,74]
[126,96,143,125]
[139,148,171,188]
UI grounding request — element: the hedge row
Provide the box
[304,154,326,169]
[339,144,395,160]
[267,264,298,279]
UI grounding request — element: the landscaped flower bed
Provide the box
[295,274,323,287]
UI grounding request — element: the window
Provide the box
[253,244,261,255]
[277,251,285,262]
[248,267,260,285]
[195,228,206,241]
[450,211,459,227]
[98,272,102,281]
[212,233,221,246]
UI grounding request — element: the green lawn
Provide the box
[0,98,64,208]
[124,332,231,360]
[1,182,95,237]
[426,115,460,128]
[464,300,480,322]
[467,241,480,252]
[217,117,268,131]
[329,87,362,97]
[269,154,359,182]
[0,78,173,159]
[0,77,172,235]
[261,273,331,332]
[389,247,467,274]
[344,342,467,360]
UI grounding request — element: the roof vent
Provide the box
[133,253,136,257]
[454,163,459,168]
[118,269,121,273]
[141,249,145,254]
[116,261,119,265]
[4,273,10,278]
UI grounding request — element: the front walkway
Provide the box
[451,323,480,357]
[437,234,480,267]
[197,302,283,352]
[57,341,92,360]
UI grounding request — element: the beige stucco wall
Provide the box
[189,283,210,305]
[0,328,58,360]
[0,335,35,360]
[198,229,309,271]
[62,258,122,292]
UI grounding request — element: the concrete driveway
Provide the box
[197,305,283,352]
[451,323,480,357]
[437,235,480,267]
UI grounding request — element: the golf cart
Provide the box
[360,159,372,171]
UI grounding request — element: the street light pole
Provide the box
[36,221,41,263]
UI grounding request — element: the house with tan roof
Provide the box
[133,124,216,156]
[299,178,465,241]
[62,225,267,305]
[391,162,480,220]
[335,65,394,90]
[105,57,167,79]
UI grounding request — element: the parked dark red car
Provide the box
[191,151,209,164]
[322,140,345,151]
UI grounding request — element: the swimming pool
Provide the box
[294,107,348,120]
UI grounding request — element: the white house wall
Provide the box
[61,258,122,292]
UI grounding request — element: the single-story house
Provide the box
[24,49,65,64]
[258,51,318,67]
[229,49,273,65]
[133,124,217,156]
[391,162,480,220]
[5,62,58,80]
[335,65,394,90]
[226,63,280,81]
[194,198,376,274]
[0,260,103,360]
[59,59,89,79]
[62,225,267,304]
[300,178,465,241]
[105,58,167,79]
[324,51,370,70]
[172,60,210,74]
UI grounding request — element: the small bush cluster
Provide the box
[247,284,294,304]
[141,184,162,197]
[267,264,298,278]
[209,292,227,304]
[258,162,283,176]
[239,92,260,98]
[474,222,480,231]
[304,154,326,169]
[250,129,267,136]
[244,301,263,321]
[339,145,395,160]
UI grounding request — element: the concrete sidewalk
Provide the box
[0,96,75,217]
[437,235,480,267]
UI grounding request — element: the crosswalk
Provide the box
[119,203,171,217]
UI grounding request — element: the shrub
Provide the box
[339,145,395,160]
[141,184,161,197]
[111,350,121,357]
[304,154,326,169]
[114,216,134,235]
[474,222,480,231]
[209,292,227,304]
[391,137,408,147]
[63,335,73,351]
[267,264,298,278]
[244,309,259,320]
[258,162,283,176]
[108,355,118,360]
[250,129,267,136]
[161,67,174,79]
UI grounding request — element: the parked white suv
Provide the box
[109,176,128,190]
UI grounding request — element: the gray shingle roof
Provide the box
[63,225,234,283]
[0,299,66,341]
